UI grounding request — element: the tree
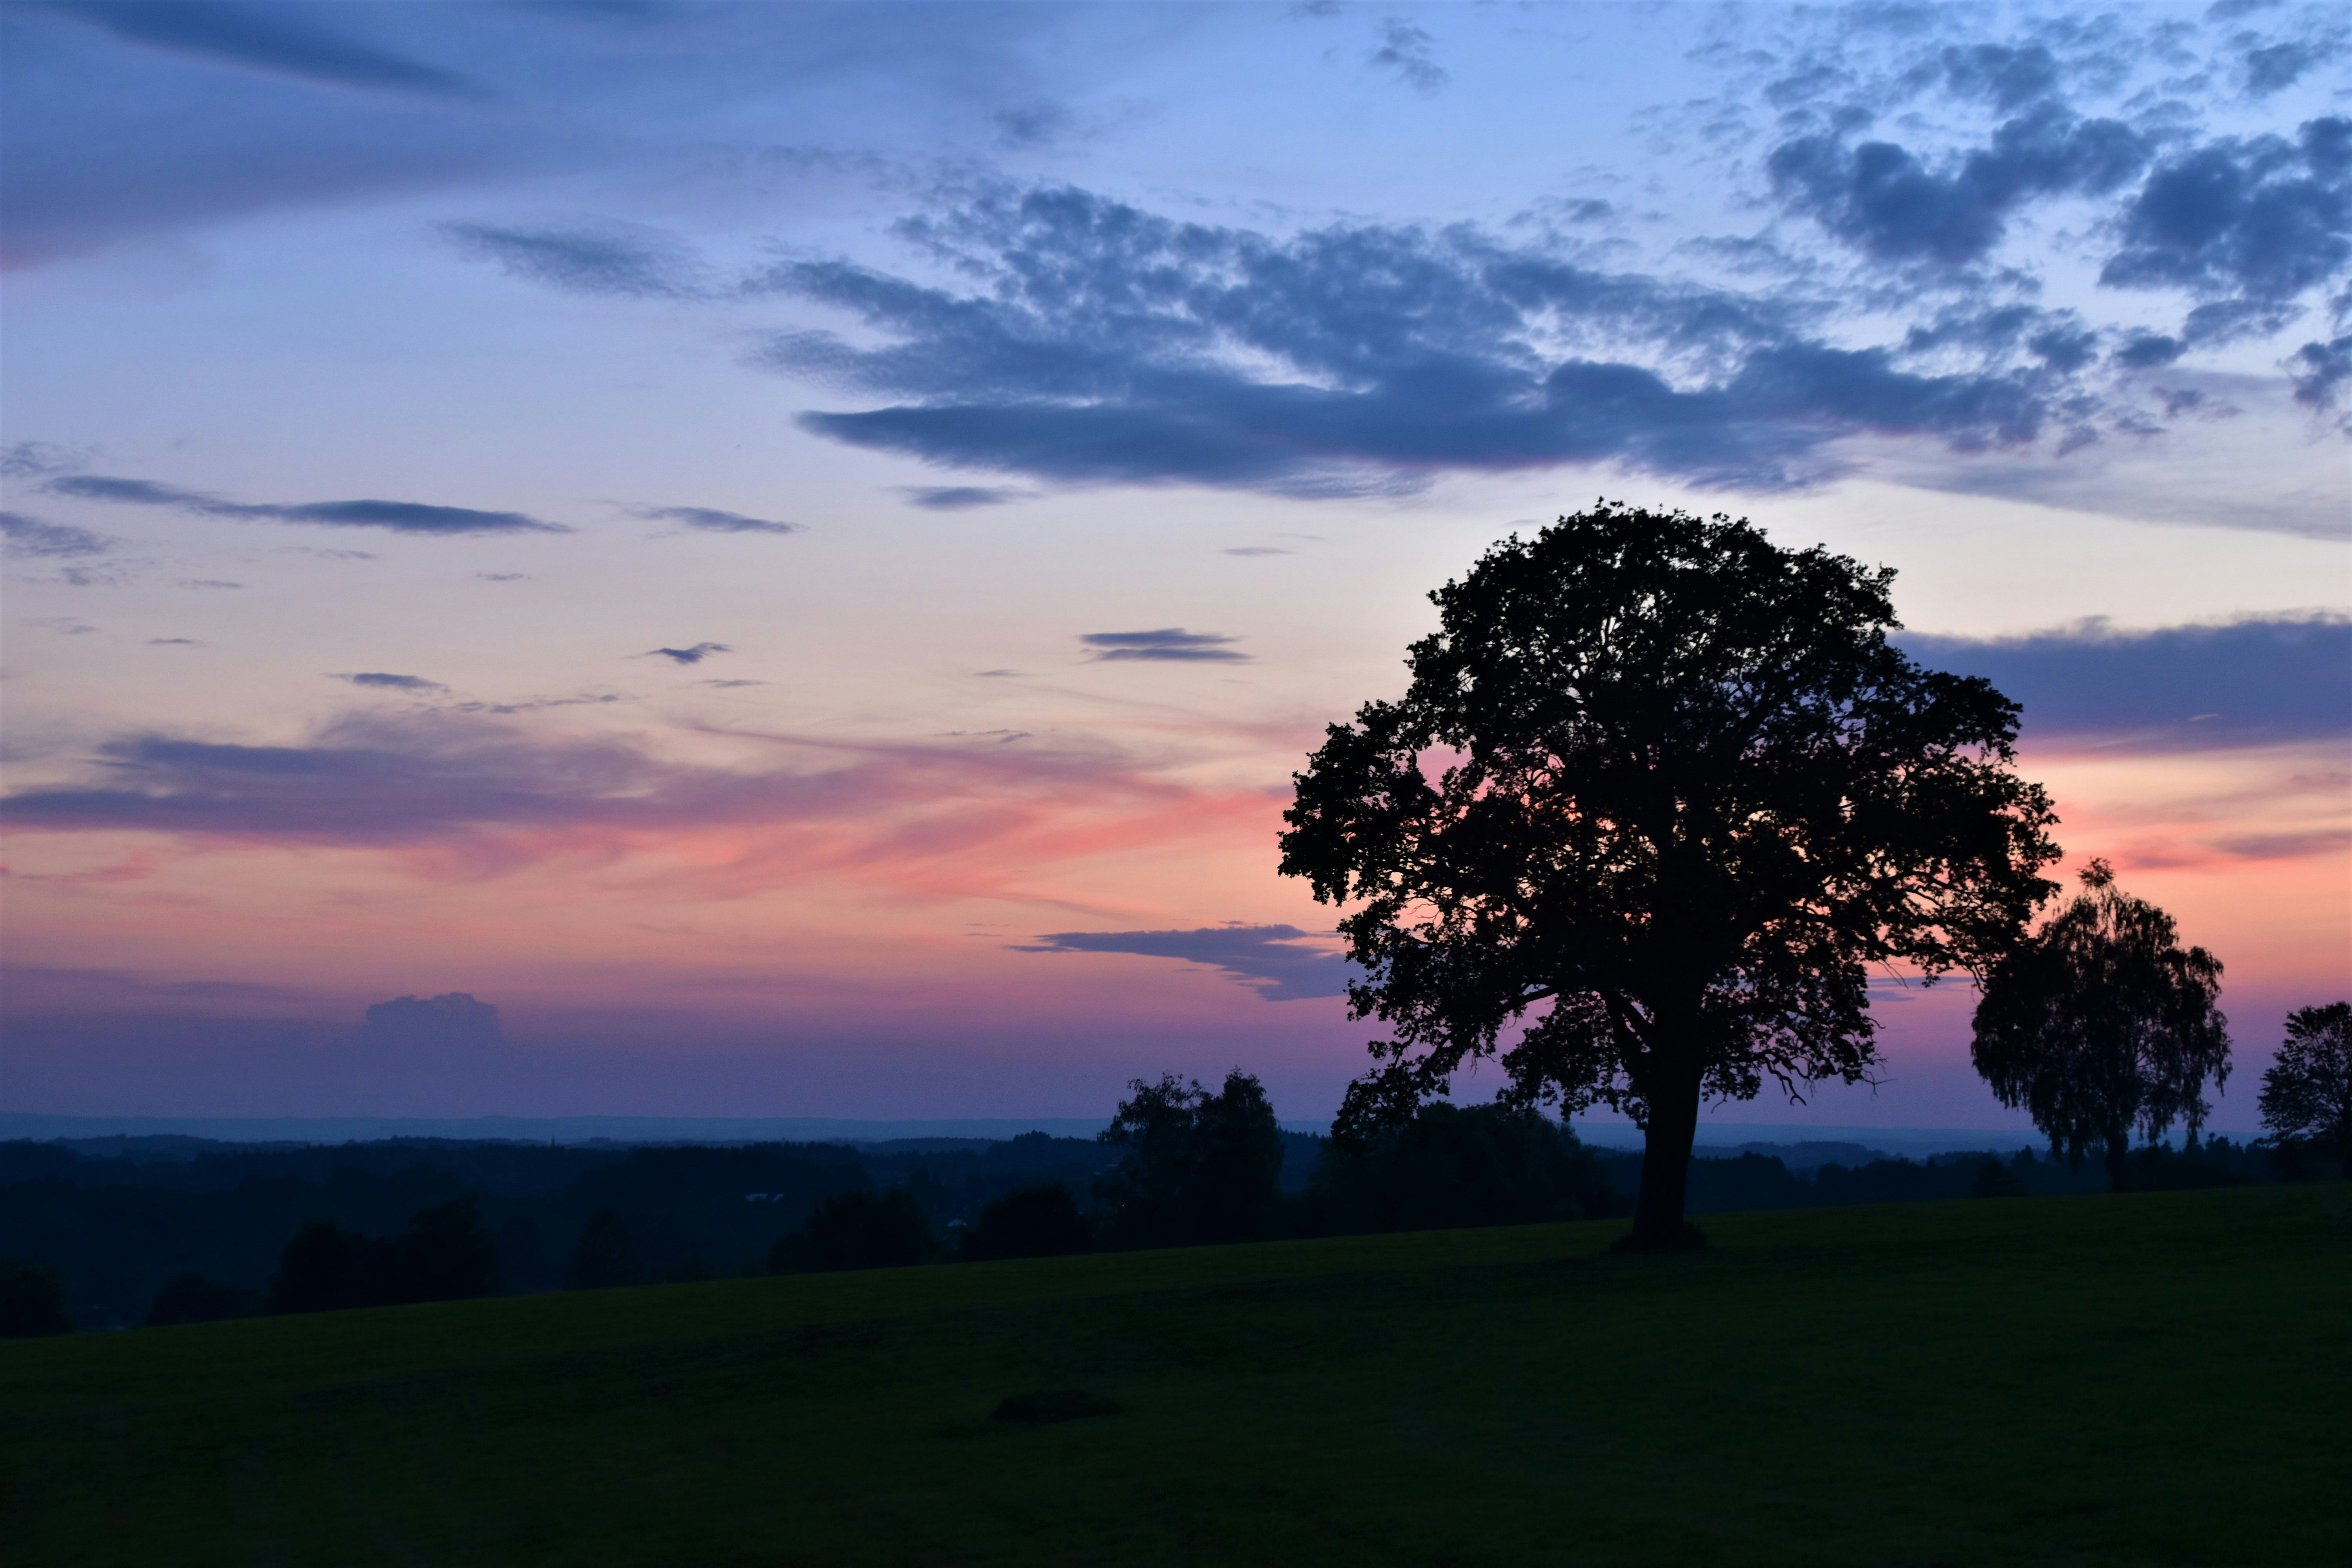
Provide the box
[1306,1102,1625,1235]
[1971,860,2231,1190]
[770,1189,935,1273]
[1279,503,2059,1248]
[0,1256,74,1337]
[1094,1071,1284,1247]
[564,1207,643,1290]
[2258,1002,2351,1177]
[960,1184,1093,1261]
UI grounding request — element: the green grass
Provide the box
[7,1187,2348,1566]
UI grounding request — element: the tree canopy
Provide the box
[1971,860,2231,1189]
[1279,502,2060,1245]
[1094,1071,1284,1248]
[2258,1002,2351,1178]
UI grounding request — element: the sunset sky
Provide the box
[3,0,2345,1131]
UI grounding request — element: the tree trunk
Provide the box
[1628,1070,1703,1249]
[2102,1124,2131,1192]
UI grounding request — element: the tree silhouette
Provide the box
[1281,503,2058,1247]
[960,1184,1093,1261]
[1094,1071,1285,1248]
[1971,860,2231,1189]
[2258,1002,2351,1177]
[564,1207,643,1290]
[0,1257,73,1337]
[770,1189,934,1273]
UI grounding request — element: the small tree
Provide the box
[0,1257,73,1337]
[1971,860,2231,1190]
[564,1207,643,1290]
[1095,1071,1284,1248]
[771,1189,934,1273]
[2258,1002,2351,1178]
[1280,504,2058,1247]
[961,1184,1093,1261]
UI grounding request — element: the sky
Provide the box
[2,0,2347,1131]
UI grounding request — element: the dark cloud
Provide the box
[993,102,1071,149]
[353,992,506,1054]
[648,642,730,665]
[1014,924,1352,1000]
[1939,43,2062,111]
[0,511,113,558]
[1369,18,1446,94]
[1901,614,2351,753]
[900,485,1022,510]
[334,672,446,693]
[44,474,566,534]
[441,221,703,298]
[52,2,483,98]
[147,637,201,645]
[1769,105,2152,267]
[2240,38,2332,96]
[2100,118,2352,305]
[754,185,2089,496]
[634,505,801,535]
[2285,333,2352,416]
[1080,628,1249,663]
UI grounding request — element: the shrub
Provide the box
[771,1189,934,1273]
[564,1208,642,1290]
[962,1184,1092,1261]
[0,1256,73,1337]
[146,1273,262,1327]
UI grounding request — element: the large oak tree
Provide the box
[1279,503,2060,1246]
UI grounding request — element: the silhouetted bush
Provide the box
[1307,1103,1626,1235]
[145,1272,261,1326]
[1095,1071,1284,1248]
[269,1196,500,1313]
[961,1183,1092,1261]
[1971,1159,2029,1198]
[564,1207,642,1290]
[770,1189,935,1273]
[0,1256,73,1337]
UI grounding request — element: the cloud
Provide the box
[648,642,731,665]
[44,474,567,534]
[352,991,506,1055]
[1368,18,1446,94]
[1901,614,2351,753]
[1768,104,2152,267]
[993,102,1071,149]
[633,505,801,535]
[441,221,704,298]
[1223,546,1291,557]
[1014,924,1352,1000]
[334,672,447,693]
[177,578,241,589]
[477,571,528,582]
[0,511,113,558]
[2100,118,2352,307]
[899,485,1023,510]
[147,637,201,645]
[1080,628,1249,663]
[750,185,2110,497]
[52,2,484,99]
[0,710,1272,906]
[700,678,765,688]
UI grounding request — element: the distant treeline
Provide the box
[0,1082,2311,1333]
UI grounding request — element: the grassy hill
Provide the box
[7,1186,2346,1566]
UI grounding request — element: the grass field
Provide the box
[7,1185,2347,1566]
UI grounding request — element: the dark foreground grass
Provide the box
[6,1187,2347,1566]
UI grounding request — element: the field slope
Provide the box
[6,1186,2347,1566]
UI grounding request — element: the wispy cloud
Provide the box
[1080,628,1250,663]
[46,475,566,535]
[898,486,1025,510]
[646,642,731,665]
[53,1,486,100]
[333,672,447,693]
[1,511,114,559]
[1015,924,1352,1000]
[633,505,801,535]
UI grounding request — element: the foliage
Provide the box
[268,1197,501,1313]
[1305,1102,1625,1234]
[769,1189,935,1273]
[0,1255,73,1337]
[1969,1158,2029,1199]
[1094,1071,1284,1248]
[960,1184,1092,1261]
[145,1272,261,1327]
[1972,860,2232,1189]
[563,1207,642,1290]
[2257,1001,2352,1177]
[1279,502,2059,1242]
